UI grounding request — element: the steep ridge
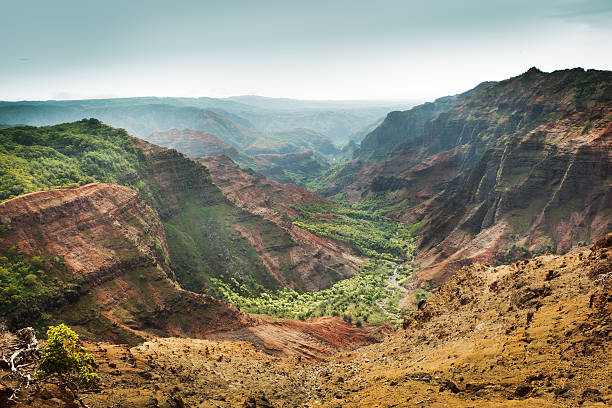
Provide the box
[198,154,362,290]
[32,234,608,408]
[0,183,254,344]
[322,68,612,285]
[0,120,381,354]
[148,127,337,185]
[416,100,612,283]
[0,97,402,185]
[134,139,359,293]
[146,128,261,174]
[0,101,260,146]
[358,81,495,162]
[315,82,494,199]
[0,120,360,296]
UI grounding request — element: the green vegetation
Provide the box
[213,202,420,327]
[0,120,422,328]
[0,120,293,296]
[495,240,555,265]
[214,260,410,327]
[0,119,156,201]
[262,151,330,187]
[163,199,282,296]
[413,288,429,303]
[36,323,99,388]
[0,247,72,314]
[290,202,416,262]
[304,161,361,195]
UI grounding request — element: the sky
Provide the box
[1,0,611,101]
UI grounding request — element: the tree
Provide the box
[35,324,99,407]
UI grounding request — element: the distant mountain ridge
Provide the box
[0,95,412,145]
[0,95,411,185]
[358,81,496,161]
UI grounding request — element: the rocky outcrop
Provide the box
[0,183,167,276]
[415,99,612,283]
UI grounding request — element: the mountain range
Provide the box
[0,96,413,186]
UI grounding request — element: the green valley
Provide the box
[213,201,419,327]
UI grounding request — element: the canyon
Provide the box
[0,67,610,407]
[320,68,612,288]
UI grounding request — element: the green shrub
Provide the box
[213,260,407,327]
[0,120,153,202]
[24,274,38,286]
[413,288,429,303]
[35,324,99,386]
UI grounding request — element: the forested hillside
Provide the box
[0,120,360,298]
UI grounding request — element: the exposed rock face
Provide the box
[358,81,495,161]
[0,117,364,311]
[415,97,612,283]
[126,138,280,295]
[0,183,169,277]
[0,183,254,343]
[0,183,377,357]
[198,154,362,291]
[324,68,612,284]
[132,137,357,293]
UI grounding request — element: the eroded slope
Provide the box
[65,236,612,407]
[0,183,255,344]
[0,120,362,296]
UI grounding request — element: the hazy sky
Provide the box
[1,0,611,101]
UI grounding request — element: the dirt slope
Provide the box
[46,235,608,408]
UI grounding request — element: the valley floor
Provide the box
[5,234,609,408]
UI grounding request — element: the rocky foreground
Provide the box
[3,235,610,407]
